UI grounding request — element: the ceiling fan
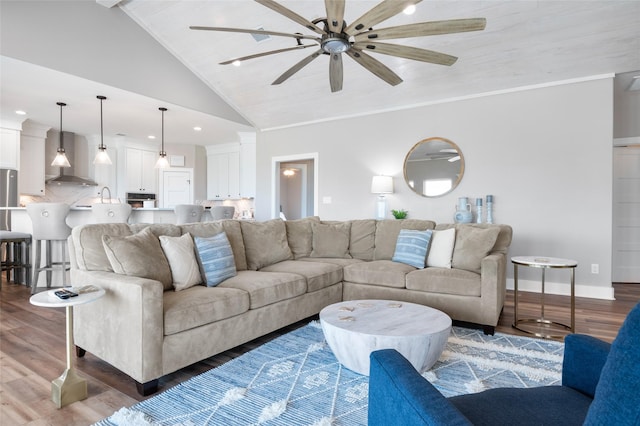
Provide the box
[190,0,486,92]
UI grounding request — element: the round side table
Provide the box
[511,256,577,340]
[30,286,105,408]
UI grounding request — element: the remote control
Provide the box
[54,289,79,299]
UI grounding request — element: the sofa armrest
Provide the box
[562,334,610,397]
[479,253,507,325]
[71,269,165,384]
[369,350,472,426]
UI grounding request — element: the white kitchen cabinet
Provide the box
[125,147,158,193]
[19,122,49,195]
[0,127,20,170]
[207,151,240,199]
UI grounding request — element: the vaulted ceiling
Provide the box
[1,0,639,145]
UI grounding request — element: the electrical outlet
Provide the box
[591,264,599,274]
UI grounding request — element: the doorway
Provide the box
[612,145,640,283]
[272,153,318,219]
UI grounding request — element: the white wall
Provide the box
[257,77,614,299]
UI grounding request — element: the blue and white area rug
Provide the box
[96,322,564,426]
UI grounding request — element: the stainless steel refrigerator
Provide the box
[1,168,19,230]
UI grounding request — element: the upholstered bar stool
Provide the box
[174,204,205,224]
[0,231,32,288]
[210,206,235,221]
[26,203,72,294]
[92,203,132,224]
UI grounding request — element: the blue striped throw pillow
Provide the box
[392,229,433,269]
[194,233,237,287]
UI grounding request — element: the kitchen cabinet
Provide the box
[0,127,20,170]
[207,151,240,199]
[19,122,49,195]
[126,147,157,193]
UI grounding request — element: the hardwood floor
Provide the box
[1,279,638,425]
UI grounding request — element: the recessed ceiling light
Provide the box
[193,126,202,131]
[15,110,26,115]
[148,135,156,139]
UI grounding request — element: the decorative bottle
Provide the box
[486,195,494,224]
[476,198,483,223]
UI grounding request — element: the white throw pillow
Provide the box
[159,233,202,291]
[426,228,456,268]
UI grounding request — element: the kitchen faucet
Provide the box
[100,186,112,204]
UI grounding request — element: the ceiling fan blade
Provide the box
[353,41,457,66]
[325,0,346,33]
[346,48,403,86]
[354,18,487,42]
[272,49,323,85]
[219,45,317,65]
[255,0,326,35]
[344,0,423,36]
[190,26,319,41]
[329,53,343,92]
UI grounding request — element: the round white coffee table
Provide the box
[30,286,105,408]
[320,299,451,376]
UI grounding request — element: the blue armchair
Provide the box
[369,302,640,426]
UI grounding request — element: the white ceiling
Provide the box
[1,0,639,146]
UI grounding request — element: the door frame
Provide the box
[271,153,318,219]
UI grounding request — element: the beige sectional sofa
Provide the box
[68,217,511,395]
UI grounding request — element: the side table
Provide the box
[30,286,105,408]
[512,256,577,339]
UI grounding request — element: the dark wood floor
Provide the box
[1,279,638,425]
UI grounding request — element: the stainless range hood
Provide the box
[46,131,98,186]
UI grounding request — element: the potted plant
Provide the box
[391,209,408,219]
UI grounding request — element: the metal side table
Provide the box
[512,256,577,339]
[30,286,105,408]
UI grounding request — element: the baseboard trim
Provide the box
[506,279,615,300]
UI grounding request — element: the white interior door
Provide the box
[613,146,640,283]
[160,168,194,208]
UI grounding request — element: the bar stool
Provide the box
[26,203,72,294]
[174,204,205,224]
[0,231,32,288]
[92,203,132,224]
[210,206,235,221]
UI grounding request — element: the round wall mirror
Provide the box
[403,137,465,197]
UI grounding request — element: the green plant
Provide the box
[391,209,408,219]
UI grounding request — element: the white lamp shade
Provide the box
[51,151,71,167]
[93,148,112,165]
[371,175,394,194]
[155,154,170,169]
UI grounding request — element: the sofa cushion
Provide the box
[349,219,377,260]
[260,259,343,292]
[240,219,293,270]
[452,226,501,274]
[435,223,512,256]
[311,222,352,258]
[374,219,436,260]
[406,267,481,297]
[72,223,132,271]
[299,257,365,267]
[163,286,250,335]
[194,233,237,287]
[343,260,415,288]
[130,223,181,238]
[285,216,320,259]
[159,233,202,291]
[426,228,457,269]
[181,221,247,271]
[392,229,433,269]
[102,227,173,290]
[218,270,306,309]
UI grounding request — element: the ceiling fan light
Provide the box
[403,4,417,15]
[322,37,350,54]
[232,60,242,67]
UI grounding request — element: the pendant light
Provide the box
[155,107,170,168]
[93,95,112,165]
[51,102,71,167]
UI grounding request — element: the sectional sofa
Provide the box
[69,217,512,395]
